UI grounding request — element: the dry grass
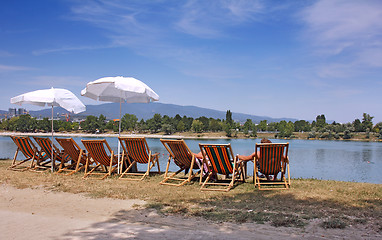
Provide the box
[0,159,381,230]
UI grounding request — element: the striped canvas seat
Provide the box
[9,136,47,171]
[118,137,160,181]
[254,143,290,190]
[160,139,201,186]
[33,137,71,171]
[81,139,119,180]
[199,143,244,192]
[56,138,89,175]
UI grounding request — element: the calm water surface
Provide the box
[1,136,381,184]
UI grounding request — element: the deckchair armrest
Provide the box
[152,152,160,157]
[283,156,289,163]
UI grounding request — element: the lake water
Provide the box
[1,136,381,184]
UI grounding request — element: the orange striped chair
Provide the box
[81,139,119,180]
[33,137,71,171]
[56,138,89,175]
[199,143,244,192]
[118,137,160,181]
[254,143,290,190]
[160,139,201,186]
[9,136,47,171]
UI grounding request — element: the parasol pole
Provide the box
[51,105,54,172]
[117,98,122,173]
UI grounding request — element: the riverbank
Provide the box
[0,159,381,239]
[1,130,380,141]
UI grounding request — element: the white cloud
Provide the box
[0,50,14,57]
[0,64,33,72]
[32,45,113,55]
[175,0,263,38]
[300,0,382,58]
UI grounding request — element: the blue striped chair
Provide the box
[160,139,201,186]
[118,137,160,181]
[254,143,290,190]
[199,143,244,192]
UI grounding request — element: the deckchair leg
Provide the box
[200,172,213,191]
[119,160,138,179]
[163,158,171,179]
[83,163,102,178]
[156,156,161,173]
[8,149,32,171]
[9,149,19,169]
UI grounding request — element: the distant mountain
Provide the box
[14,102,297,123]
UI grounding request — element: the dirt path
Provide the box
[0,184,379,239]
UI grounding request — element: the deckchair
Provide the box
[8,136,47,171]
[199,143,244,192]
[55,138,89,175]
[160,139,201,186]
[81,139,120,180]
[33,137,71,171]
[254,143,290,190]
[118,137,160,181]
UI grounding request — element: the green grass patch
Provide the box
[1,159,381,230]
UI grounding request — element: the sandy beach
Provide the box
[1,184,379,240]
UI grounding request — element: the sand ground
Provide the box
[1,184,380,240]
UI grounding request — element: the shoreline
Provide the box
[1,130,381,142]
[0,131,229,139]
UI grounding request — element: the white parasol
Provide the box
[81,76,159,172]
[11,87,86,172]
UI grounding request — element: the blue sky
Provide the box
[1,0,381,123]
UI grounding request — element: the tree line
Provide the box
[1,111,381,140]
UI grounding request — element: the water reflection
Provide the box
[1,136,381,184]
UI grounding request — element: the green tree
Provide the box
[162,124,174,135]
[176,120,185,132]
[146,114,162,133]
[182,116,193,131]
[15,115,37,132]
[316,114,326,129]
[136,119,147,133]
[224,123,232,137]
[353,119,363,132]
[278,121,294,138]
[197,116,209,131]
[71,122,80,131]
[209,119,222,132]
[250,123,257,137]
[294,120,311,132]
[121,114,138,131]
[362,113,374,132]
[258,120,267,132]
[226,110,233,127]
[59,121,72,132]
[80,115,99,133]
[191,120,203,133]
[373,122,382,133]
[98,114,107,132]
[243,119,253,135]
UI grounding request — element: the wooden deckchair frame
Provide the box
[81,139,120,180]
[118,137,160,181]
[199,143,244,192]
[8,136,42,171]
[254,143,290,190]
[33,136,70,172]
[160,139,201,186]
[56,138,89,175]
